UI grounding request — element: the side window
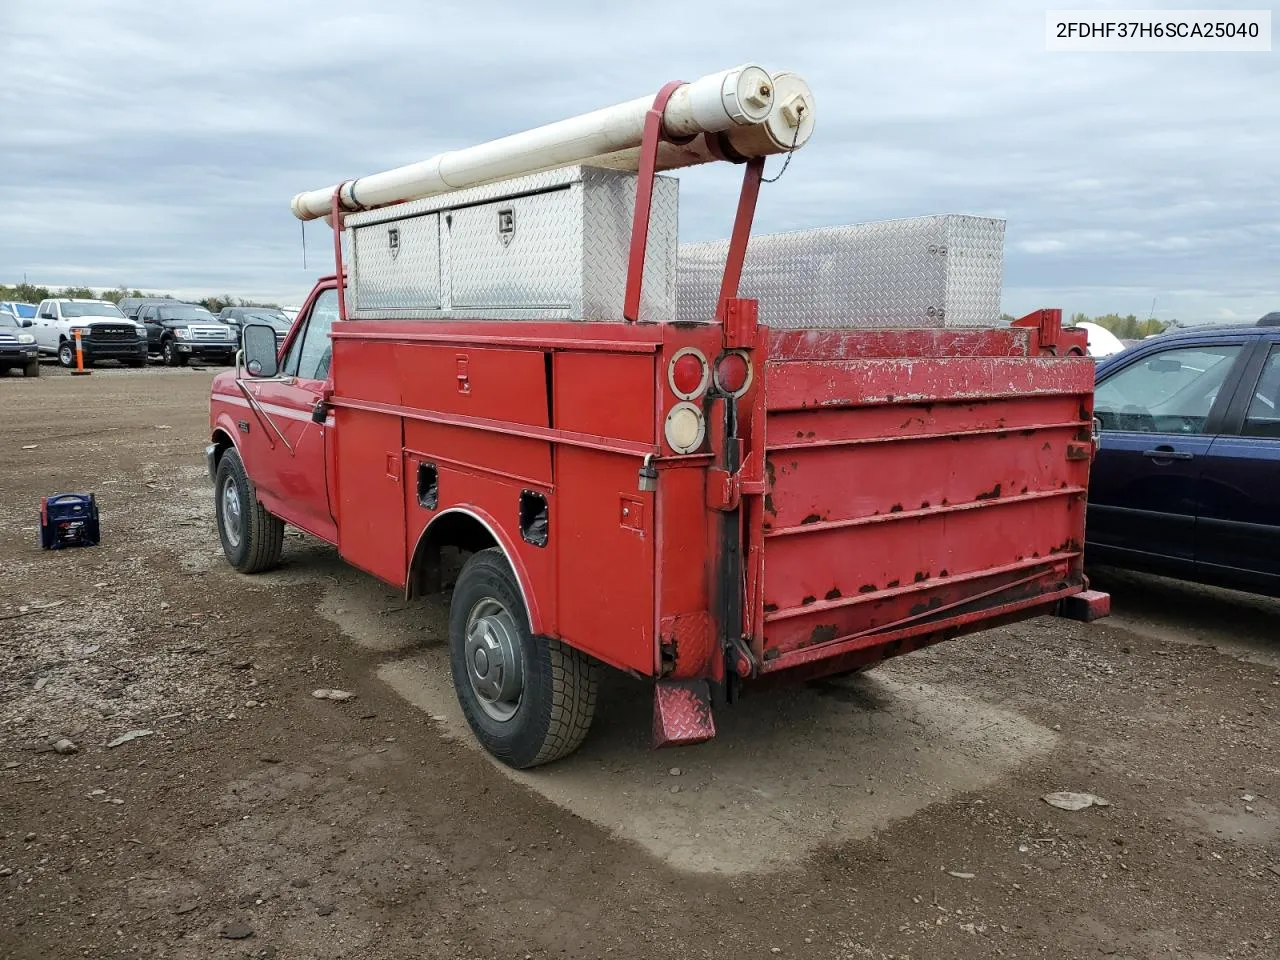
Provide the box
[1242,346,1280,439]
[282,289,339,380]
[1094,344,1243,435]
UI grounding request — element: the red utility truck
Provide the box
[208,74,1108,768]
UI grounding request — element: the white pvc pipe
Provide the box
[291,64,795,220]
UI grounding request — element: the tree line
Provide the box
[0,283,281,315]
[1001,312,1169,340]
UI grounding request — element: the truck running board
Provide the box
[653,680,717,748]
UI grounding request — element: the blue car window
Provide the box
[1095,344,1242,434]
[1242,346,1280,439]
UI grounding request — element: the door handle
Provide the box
[1142,448,1193,461]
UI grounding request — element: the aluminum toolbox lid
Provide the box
[677,214,1006,328]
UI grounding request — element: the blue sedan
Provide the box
[1087,315,1279,597]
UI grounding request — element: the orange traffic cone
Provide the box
[70,330,91,376]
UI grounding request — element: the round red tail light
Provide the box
[668,348,710,400]
[714,350,752,397]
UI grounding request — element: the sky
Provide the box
[2,1,1277,323]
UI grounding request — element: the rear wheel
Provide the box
[22,358,40,377]
[449,548,597,768]
[214,447,284,573]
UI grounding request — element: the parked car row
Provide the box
[0,297,299,370]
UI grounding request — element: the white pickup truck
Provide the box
[31,298,149,368]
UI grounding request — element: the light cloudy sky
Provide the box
[2,1,1277,322]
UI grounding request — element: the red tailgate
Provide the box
[750,323,1096,676]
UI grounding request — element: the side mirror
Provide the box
[20,318,33,328]
[241,323,279,377]
[40,312,54,320]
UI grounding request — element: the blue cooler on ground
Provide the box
[40,493,100,549]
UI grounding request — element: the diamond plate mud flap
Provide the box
[653,679,717,748]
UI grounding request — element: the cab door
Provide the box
[241,288,339,542]
[34,300,55,350]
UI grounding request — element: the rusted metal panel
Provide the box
[770,326,1032,361]
[765,355,1097,411]
[754,323,1095,673]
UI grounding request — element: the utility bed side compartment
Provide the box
[756,326,1096,675]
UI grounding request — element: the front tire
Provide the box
[449,548,598,769]
[162,339,186,367]
[214,447,284,574]
[58,340,75,368]
[22,359,40,377]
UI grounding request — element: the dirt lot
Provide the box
[2,363,1277,960]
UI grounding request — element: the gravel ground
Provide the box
[1,362,1277,960]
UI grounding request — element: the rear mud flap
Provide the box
[653,679,717,748]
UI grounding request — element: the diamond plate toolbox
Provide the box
[677,215,1005,328]
[345,166,679,322]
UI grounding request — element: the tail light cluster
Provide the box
[663,347,754,454]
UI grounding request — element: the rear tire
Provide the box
[214,447,284,574]
[22,359,40,377]
[449,548,597,768]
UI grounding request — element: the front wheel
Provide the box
[449,548,598,768]
[22,359,40,377]
[162,339,186,367]
[214,447,284,573]
[58,341,75,368]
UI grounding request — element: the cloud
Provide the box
[1,0,1276,322]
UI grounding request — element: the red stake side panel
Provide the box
[754,327,1097,677]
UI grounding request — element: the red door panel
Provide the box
[334,407,407,588]
[244,377,336,542]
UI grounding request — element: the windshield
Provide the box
[244,312,292,332]
[11,304,36,319]
[61,302,126,319]
[158,306,216,322]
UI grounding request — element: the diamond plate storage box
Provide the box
[345,166,679,322]
[677,215,1006,328]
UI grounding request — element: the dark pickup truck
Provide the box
[138,303,238,366]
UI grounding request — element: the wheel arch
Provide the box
[210,423,239,468]
[406,506,542,633]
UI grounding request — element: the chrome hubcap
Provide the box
[60,344,72,365]
[464,599,523,722]
[221,475,242,548]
